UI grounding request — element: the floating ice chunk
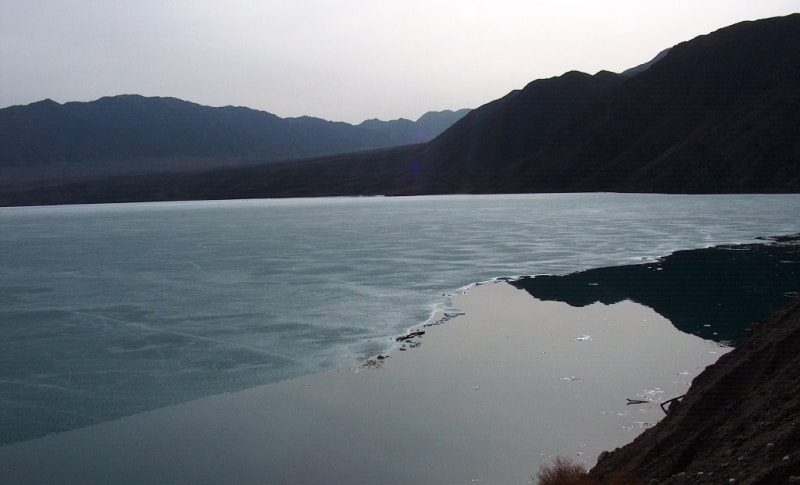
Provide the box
[622,421,651,431]
[639,388,665,402]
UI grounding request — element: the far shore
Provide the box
[0,281,727,484]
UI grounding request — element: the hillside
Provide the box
[1,14,798,206]
[505,14,800,194]
[418,70,628,193]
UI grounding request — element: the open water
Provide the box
[2,193,799,445]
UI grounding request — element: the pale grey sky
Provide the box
[1,1,797,123]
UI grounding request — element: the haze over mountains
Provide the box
[1,14,798,206]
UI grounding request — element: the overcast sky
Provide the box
[1,1,797,123]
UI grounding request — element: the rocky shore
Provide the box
[588,297,800,484]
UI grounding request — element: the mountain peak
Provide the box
[25,98,61,109]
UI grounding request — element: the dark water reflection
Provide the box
[511,235,800,344]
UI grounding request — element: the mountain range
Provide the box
[0,96,469,188]
[1,14,798,206]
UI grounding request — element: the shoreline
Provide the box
[0,281,727,484]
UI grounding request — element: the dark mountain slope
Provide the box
[506,14,800,193]
[416,70,627,193]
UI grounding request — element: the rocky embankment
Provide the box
[589,297,800,483]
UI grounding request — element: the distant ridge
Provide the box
[358,109,472,147]
[0,95,468,188]
[1,14,798,206]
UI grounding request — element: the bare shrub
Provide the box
[535,456,594,485]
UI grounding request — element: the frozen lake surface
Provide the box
[2,193,799,444]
